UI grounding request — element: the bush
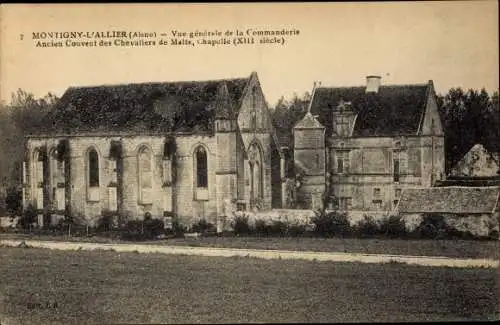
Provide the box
[233,215,251,235]
[311,211,351,237]
[415,214,447,239]
[120,218,164,241]
[379,215,407,238]
[268,220,288,236]
[288,223,307,237]
[18,204,37,229]
[5,186,22,215]
[143,218,165,239]
[354,215,380,237]
[254,219,268,235]
[172,218,187,236]
[96,212,118,232]
[488,229,499,240]
[191,218,215,234]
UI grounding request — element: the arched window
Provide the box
[88,148,100,187]
[195,146,208,188]
[33,149,45,209]
[138,146,153,203]
[87,147,100,202]
[248,142,263,205]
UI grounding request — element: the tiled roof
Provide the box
[310,83,431,136]
[397,186,500,214]
[35,76,249,135]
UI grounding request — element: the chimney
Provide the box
[365,75,381,93]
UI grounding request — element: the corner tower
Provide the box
[214,82,239,217]
[293,84,326,210]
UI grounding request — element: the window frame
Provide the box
[86,147,101,202]
[194,145,209,201]
[137,145,153,205]
[336,150,349,174]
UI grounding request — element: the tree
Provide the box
[437,87,499,173]
[0,89,58,189]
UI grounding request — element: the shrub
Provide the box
[18,204,37,229]
[415,213,446,239]
[143,218,165,239]
[379,215,407,238]
[5,186,22,215]
[233,215,251,235]
[96,212,117,232]
[487,230,499,240]
[120,218,164,241]
[288,223,307,237]
[172,218,187,236]
[354,215,380,237]
[191,218,215,234]
[254,219,268,235]
[311,211,351,237]
[268,220,288,236]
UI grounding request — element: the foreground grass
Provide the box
[2,232,499,259]
[0,247,498,324]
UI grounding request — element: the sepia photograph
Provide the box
[0,2,499,324]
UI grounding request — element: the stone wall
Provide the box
[25,134,223,226]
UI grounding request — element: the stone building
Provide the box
[295,75,445,214]
[395,186,500,237]
[22,72,285,226]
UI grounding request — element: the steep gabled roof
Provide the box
[396,186,500,214]
[310,83,431,136]
[35,76,249,135]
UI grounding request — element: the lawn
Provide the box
[0,247,498,324]
[2,232,499,259]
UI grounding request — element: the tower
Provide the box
[214,82,239,218]
[293,83,326,210]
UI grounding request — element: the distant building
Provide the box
[395,186,500,237]
[449,143,499,177]
[294,75,445,213]
[22,72,285,226]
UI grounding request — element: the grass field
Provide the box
[2,232,499,259]
[0,247,498,324]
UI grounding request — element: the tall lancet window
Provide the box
[34,149,45,209]
[248,142,263,206]
[194,145,209,201]
[87,147,100,201]
[196,146,208,188]
[138,146,153,204]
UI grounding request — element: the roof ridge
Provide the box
[67,76,250,90]
[406,186,499,190]
[317,82,428,90]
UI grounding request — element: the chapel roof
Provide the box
[34,75,251,135]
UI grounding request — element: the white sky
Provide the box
[1,1,498,107]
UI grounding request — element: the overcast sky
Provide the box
[1,2,498,107]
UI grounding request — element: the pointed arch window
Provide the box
[33,149,46,209]
[87,148,100,202]
[194,145,209,201]
[88,149,99,187]
[248,142,264,206]
[138,146,153,204]
[196,146,208,188]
